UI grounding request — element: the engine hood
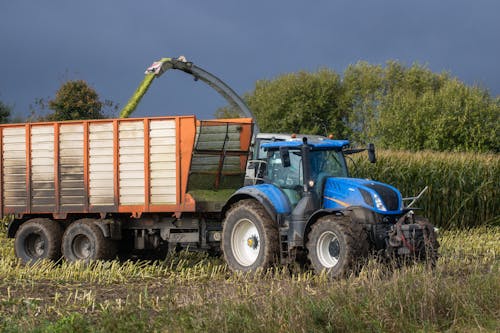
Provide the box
[322,177,403,214]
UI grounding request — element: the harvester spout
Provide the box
[119,56,259,134]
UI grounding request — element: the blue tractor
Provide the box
[222,137,438,277]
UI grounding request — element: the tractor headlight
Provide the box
[373,193,387,211]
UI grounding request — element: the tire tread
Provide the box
[222,199,279,272]
[62,219,116,262]
[307,215,368,278]
[14,218,62,264]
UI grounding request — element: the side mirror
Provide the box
[368,143,376,163]
[280,146,291,168]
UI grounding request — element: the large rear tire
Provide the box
[306,215,368,278]
[222,199,279,272]
[14,218,62,264]
[62,219,116,263]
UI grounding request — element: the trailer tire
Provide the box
[222,199,279,273]
[14,218,62,264]
[62,219,116,263]
[306,215,368,278]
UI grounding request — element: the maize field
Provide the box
[0,150,498,332]
[354,150,499,228]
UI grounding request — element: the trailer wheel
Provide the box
[14,218,62,264]
[222,199,279,272]
[306,215,368,278]
[62,219,116,263]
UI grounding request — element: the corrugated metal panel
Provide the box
[89,122,114,206]
[195,124,242,150]
[2,127,27,208]
[59,124,85,208]
[31,125,55,211]
[189,121,248,190]
[119,121,145,205]
[149,119,177,205]
[0,115,244,218]
[189,156,240,171]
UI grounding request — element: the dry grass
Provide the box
[0,150,498,331]
[0,225,498,332]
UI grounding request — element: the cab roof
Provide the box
[261,138,350,150]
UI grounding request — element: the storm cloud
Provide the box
[1,0,498,120]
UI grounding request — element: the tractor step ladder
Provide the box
[279,227,290,264]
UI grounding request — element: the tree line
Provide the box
[1,61,499,152]
[218,61,499,153]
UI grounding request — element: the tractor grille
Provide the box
[365,184,400,211]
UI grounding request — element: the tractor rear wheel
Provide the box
[14,218,62,264]
[222,199,279,272]
[306,215,368,278]
[62,219,116,263]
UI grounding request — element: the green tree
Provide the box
[45,80,116,121]
[214,105,241,119]
[0,100,11,123]
[340,61,498,152]
[341,61,384,143]
[374,64,498,152]
[246,69,347,137]
[216,61,499,152]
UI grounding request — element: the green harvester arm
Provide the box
[119,56,259,133]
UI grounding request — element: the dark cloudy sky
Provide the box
[1,0,499,120]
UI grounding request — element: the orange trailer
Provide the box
[3,116,253,262]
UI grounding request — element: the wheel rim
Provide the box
[25,233,45,258]
[72,234,92,260]
[231,218,260,267]
[316,231,341,268]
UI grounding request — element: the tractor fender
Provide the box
[304,209,347,241]
[223,185,292,223]
[304,206,381,242]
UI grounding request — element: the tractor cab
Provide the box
[261,138,349,208]
[255,137,402,219]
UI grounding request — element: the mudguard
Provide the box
[6,218,23,238]
[303,206,383,239]
[223,184,292,222]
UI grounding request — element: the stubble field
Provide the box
[0,225,498,332]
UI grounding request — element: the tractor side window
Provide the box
[266,150,302,188]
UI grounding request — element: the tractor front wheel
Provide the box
[307,215,368,278]
[222,199,279,273]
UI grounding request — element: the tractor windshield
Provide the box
[266,148,347,187]
[309,150,348,179]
